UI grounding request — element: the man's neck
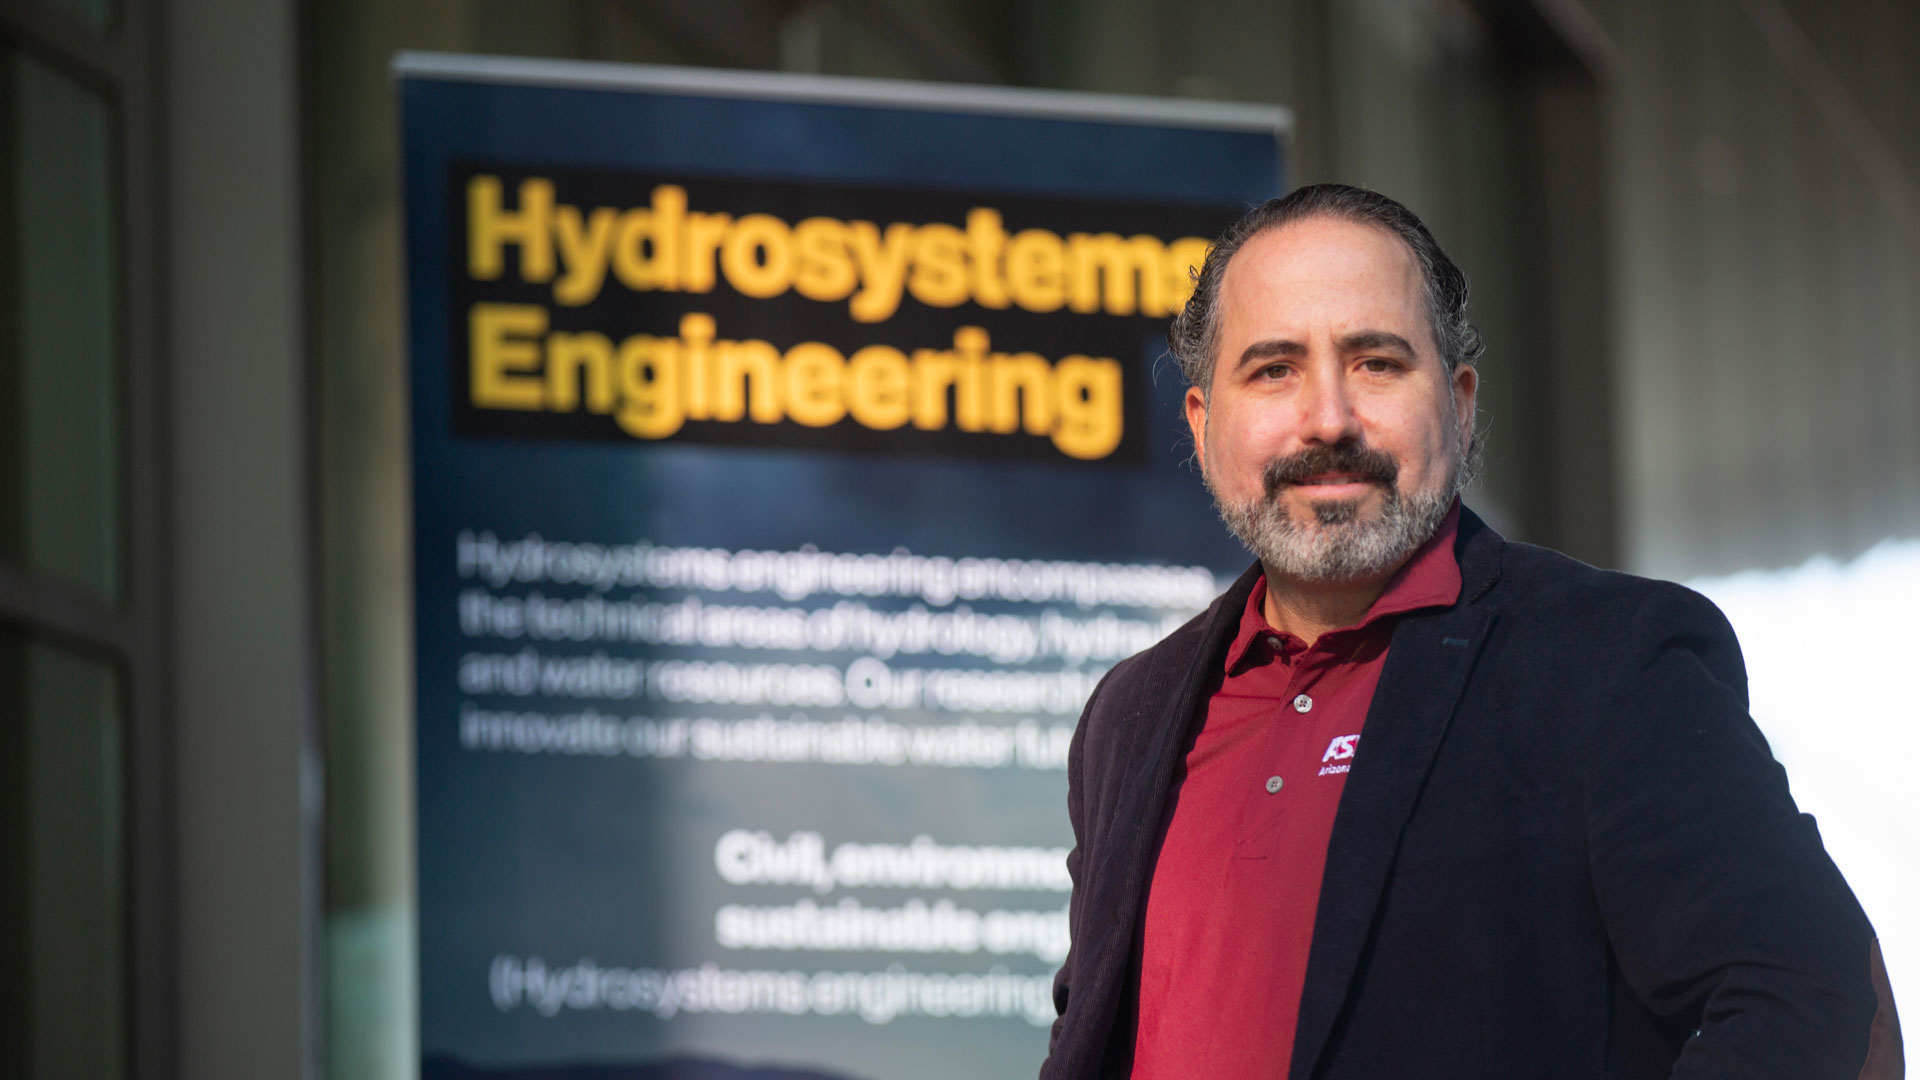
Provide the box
[1260,561,1407,646]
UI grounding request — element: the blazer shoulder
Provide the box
[1083,596,1216,723]
[1492,540,1745,694]
[1074,574,1244,771]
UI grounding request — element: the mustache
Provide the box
[1260,442,1399,497]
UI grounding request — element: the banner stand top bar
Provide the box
[392,50,1292,136]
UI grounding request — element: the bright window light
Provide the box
[1688,538,1920,1004]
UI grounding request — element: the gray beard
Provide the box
[1208,457,1460,584]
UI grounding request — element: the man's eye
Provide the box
[1260,363,1293,379]
[1360,358,1398,374]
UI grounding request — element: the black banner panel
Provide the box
[401,56,1286,1080]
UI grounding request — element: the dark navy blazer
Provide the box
[1041,506,1879,1080]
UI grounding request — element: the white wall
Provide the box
[1591,0,1920,580]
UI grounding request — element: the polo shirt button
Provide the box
[1265,775,1284,794]
[1293,693,1313,713]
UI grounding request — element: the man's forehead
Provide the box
[1219,215,1426,323]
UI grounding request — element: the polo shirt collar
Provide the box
[1222,499,1464,673]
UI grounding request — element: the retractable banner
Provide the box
[399,54,1286,1080]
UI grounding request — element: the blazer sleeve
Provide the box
[1583,586,1880,1079]
[1045,668,1102,1071]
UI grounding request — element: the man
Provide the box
[1040,184,1899,1079]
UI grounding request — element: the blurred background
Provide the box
[0,0,1914,1077]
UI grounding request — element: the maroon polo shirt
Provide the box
[1130,504,1462,1078]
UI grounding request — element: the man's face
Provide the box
[1185,215,1478,584]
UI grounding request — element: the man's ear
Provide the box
[1184,385,1209,468]
[1450,362,1478,449]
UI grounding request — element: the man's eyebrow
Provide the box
[1233,338,1307,369]
[1339,330,1417,356]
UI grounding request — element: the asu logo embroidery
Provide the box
[1318,734,1360,776]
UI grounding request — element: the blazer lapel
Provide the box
[1288,511,1504,1080]
[1105,560,1262,872]
[1064,562,1262,1075]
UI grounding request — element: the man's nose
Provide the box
[1298,369,1362,445]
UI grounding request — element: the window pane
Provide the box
[0,49,122,599]
[0,626,126,1080]
[32,0,113,35]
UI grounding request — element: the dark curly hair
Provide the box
[1168,183,1484,393]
